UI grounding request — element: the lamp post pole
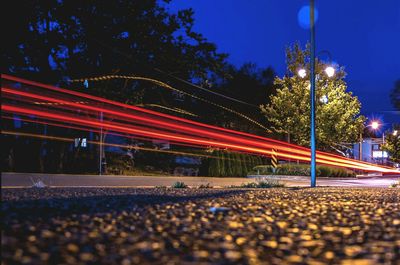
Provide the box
[99,111,103,175]
[382,132,385,165]
[359,132,363,161]
[310,0,316,187]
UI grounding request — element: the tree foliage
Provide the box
[1,0,231,173]
[2,1,227,97]
[203,63,275,134]
[382,125,400,162]
[261,44,366,152]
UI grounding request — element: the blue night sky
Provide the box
[169,0,400,129]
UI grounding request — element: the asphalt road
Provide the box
[2,187,399,264]
[2,172,399,188]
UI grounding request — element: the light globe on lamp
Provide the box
[325,66,335,77]
[320,95,328,104]
[298,68,307,78]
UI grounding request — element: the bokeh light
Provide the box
[298,5,319,29]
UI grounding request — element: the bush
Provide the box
[389,180,399,188]
[171,181,188,188]
[198,183,213,189]
[318,165,332,177]
[208,151,265,177]
[251,164,356,178]
[232,179,285,188]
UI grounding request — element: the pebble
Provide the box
[1,187,399,264]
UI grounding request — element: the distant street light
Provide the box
[358,120,381,161]
[394,130,398,136]
[371,121,379,130]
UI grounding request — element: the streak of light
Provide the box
[68,74,268,129]
[1,130,238,161]
[2,75,399,173]
[2,74,310,146]
[3,104,399,173]
[1,115,220,151]
[0,95,393,172]
[2,87,394,171]
[139,104,198,117]
[2,104,307,160]
[1,74,367,160]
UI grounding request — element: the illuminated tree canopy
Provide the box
[261,44,366,152]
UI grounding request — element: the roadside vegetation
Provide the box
[251,164,356,178]
[239,180,285,188]
[171,181,188,189]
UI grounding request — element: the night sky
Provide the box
[169,0,400,130]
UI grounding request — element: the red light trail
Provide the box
[1,74,399,174]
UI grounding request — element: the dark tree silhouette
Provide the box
[1,1,277,174]
[212,63,276,134]
[1,1,229,173]
[391,79,400,111]
[2,1,227,87]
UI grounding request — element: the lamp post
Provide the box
[310,0,316,187]
[99,111,103,175]
[359,131,363,161]
[81,79,104,175]
[382,131,385,165]
[298,1,335,187]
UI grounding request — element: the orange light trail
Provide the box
[2,104,398,173]
[1,130,236,161]
[2,73,386,168]
[1,74,399,174]
[2,87,388,170]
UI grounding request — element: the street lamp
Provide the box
[298,1,335,187]
[297,65,335,79]
[325,66,335,77]
[298,1,337,187]
[371,121,379,130]
[309,0,317,187]
[358,120,381,161]
[81,79,104,175]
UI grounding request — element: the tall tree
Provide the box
[2,1,227,89]
[1,0,229,173]
[261,43,366,152]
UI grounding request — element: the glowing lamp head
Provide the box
[320,95,328,104]
[393,130,398,136]
[298,69,307,78]
[325,66,335,77]
[371,121,379,130]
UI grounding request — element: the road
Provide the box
[2,187,399,264]
[2,172,399,188]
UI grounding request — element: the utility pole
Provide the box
[310,0,316,187]
[99,111,103,175]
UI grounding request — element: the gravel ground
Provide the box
[2,187,400,265]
